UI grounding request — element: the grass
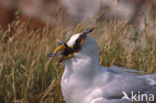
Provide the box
[0,9,156,103]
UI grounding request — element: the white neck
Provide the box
[63,53,100,80]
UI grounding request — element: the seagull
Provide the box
[48,28,156,103]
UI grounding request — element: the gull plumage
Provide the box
[49,29,156,103]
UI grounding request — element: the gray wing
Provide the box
[108,66,144,75]
[98,66,156,102]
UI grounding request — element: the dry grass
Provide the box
[0,10,156,103]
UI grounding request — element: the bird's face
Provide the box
[48,28,96,63]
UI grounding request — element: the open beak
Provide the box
[48,44,74,63]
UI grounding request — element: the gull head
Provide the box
[48,28,99,63]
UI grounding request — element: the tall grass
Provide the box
[0,10,156,103]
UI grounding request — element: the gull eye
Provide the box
[73,38,81,50]
[72,34,86,52]
[72,28,94,52]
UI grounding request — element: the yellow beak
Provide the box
[53,44,73,63]
[53,44,66,55]
[58,54,73,63]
